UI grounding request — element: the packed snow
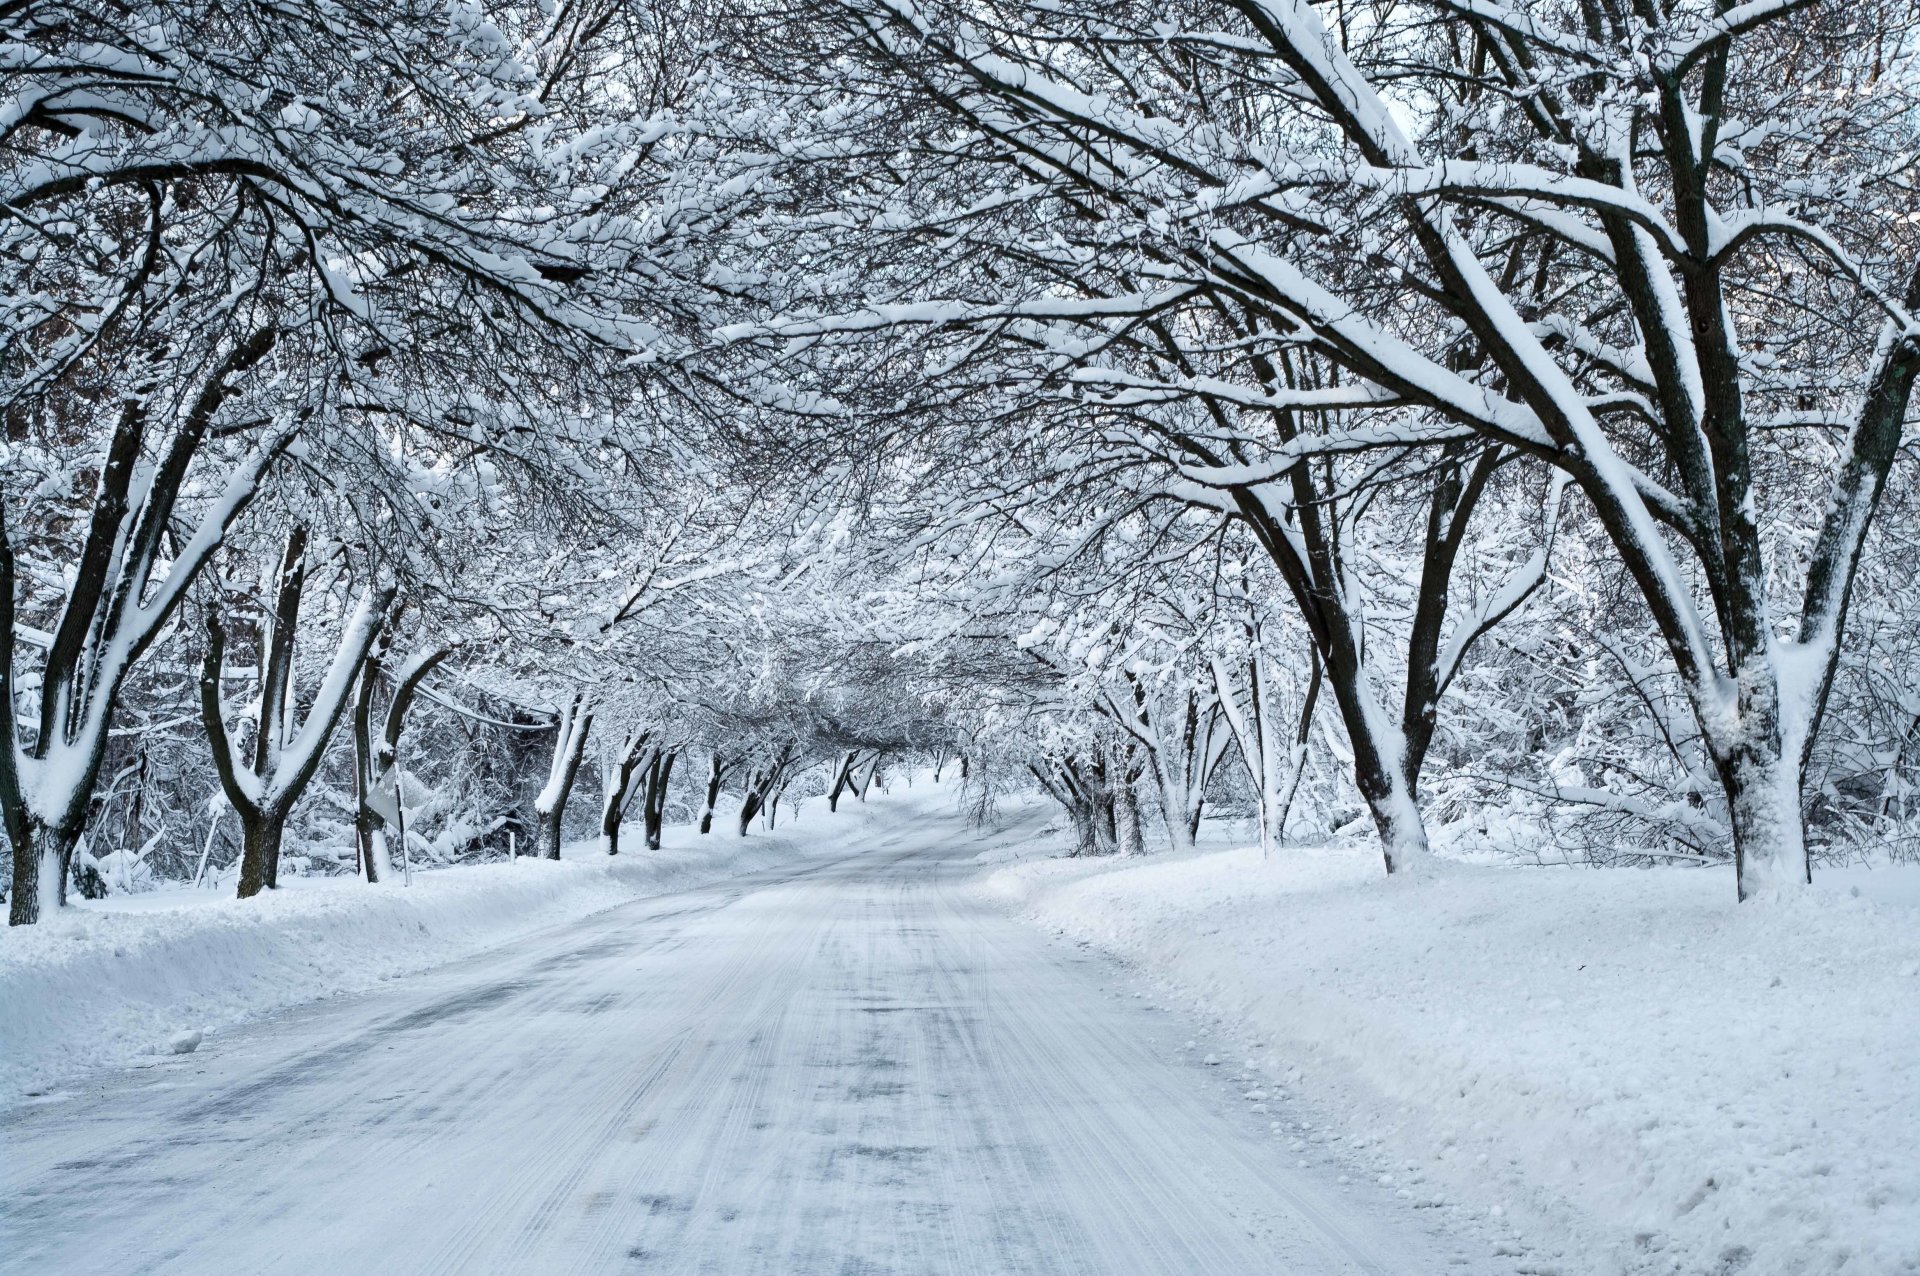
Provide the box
[0,799,894,1103]
[985,836,1920,1276]
[0,790,1487,1274]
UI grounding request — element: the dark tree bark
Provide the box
[351,634,389,883]
[352,640,455,881]
[536,695,594,861]
[598,731,653,856]
[1031,754,1118,856]
[698,753,733,834]
[643,749,677,850]
[5,331,281,924]
[737,749,794,836]
[201,568,395,900]
[826,750,859,812]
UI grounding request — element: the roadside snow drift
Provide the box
[0,799,897,1102]
[986,846,1920,1276]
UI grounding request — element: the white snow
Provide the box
[1,790,1476,1274]
[0,800,889,1102]
[984,840,1920,1275]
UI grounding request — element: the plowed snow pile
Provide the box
[986,847,1920,1276]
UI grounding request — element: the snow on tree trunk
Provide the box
[1722,746,1809,901]
[8,821,79,928]
[1345,695,1431,877]
[644,752,675,851]
[1708,659,1813,901]
[597,732,652,857]
[1114,771,1146,856]
[2,336,286,924]
[827,750,858,812]
[534,696,593,862]
[699,754,726,835]
[366,829,394,884]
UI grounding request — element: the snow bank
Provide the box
[984,846,1920,1276]
[0,798,894,1103]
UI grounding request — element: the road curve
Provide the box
[1,802,1481,1274]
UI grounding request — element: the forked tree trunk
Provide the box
[354,639,454,882]
[738,752,793,835]
[201,577,394,901]
[598,732,652,857]
[1031,756,1115,856]
[1234,478,1435,876]
[826,750,858,812]
[3,330,282,925]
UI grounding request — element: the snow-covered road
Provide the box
[1,807,1477,1274]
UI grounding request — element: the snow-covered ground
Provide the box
[1,787,1484,1275]
[983,837,1920,1276]
[0,796,899,1103]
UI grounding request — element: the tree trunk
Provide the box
[1065,798,1098,856]
[827,750,858,812]
[201,588,394,900]
[533,696,593,861]
[644,751,675,851]
[1093,778,1118,854]
[7,818,81,926]
[352,648,386,883]
[1271,651,1323,848]
[851,752,883,801]
[1723,754,1808,901]
[1712,676,1811,901]
[598,733,652,856]
[1114,769,1146,856]
[539,804,566,861]
[1351,741,1430,875]
[235,815,285,900]
[699,754,725,834]
[355,641,450,881]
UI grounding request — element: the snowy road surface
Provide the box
[2,808,1479,1274]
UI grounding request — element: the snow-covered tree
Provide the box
[723,0,1920,896]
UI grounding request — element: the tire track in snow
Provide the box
[1,804,1489,1274]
